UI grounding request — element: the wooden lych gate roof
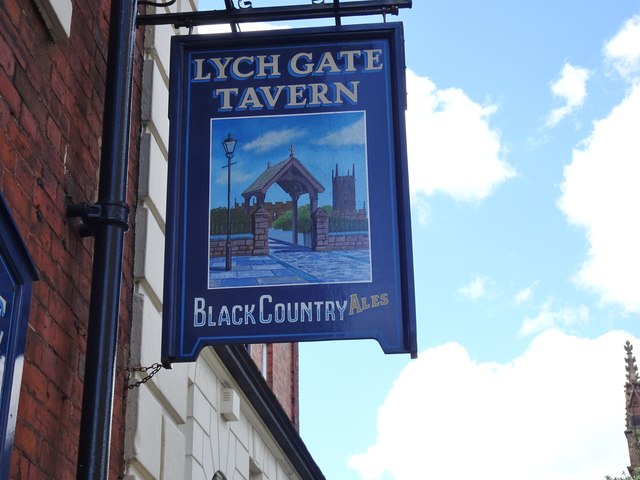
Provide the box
[242,153,325,202]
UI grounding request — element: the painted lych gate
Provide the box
[242,148,325,246]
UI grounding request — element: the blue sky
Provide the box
[200,1,640,478]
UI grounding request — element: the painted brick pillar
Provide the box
[311,208,329,252]
[252,206,269,255]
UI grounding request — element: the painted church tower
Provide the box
[332,163,356,215]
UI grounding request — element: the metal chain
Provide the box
[126,362,163,389]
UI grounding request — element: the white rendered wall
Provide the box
[125,2,303,479]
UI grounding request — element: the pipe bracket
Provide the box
[66,201,130,237]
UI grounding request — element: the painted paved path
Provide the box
[208,237,371,288]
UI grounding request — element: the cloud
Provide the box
[242,128,305,153]
[405,69,515,202]
[546,63,591,127]
[411,192,432,225]
[519,301,589,336]
[514,286,534,305]
[314,117,365,146]
[212,166,255,187]
[348,330,635,480]
[459,276,489,300]
[558,83,640,313]
[604,14,640,79]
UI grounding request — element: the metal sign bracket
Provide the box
[136,0,412,29]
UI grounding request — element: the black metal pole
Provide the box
[223,0,238,33]
[225,153,232,271]
[333,0,342,26]
[76,0,137,479]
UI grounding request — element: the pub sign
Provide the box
[163,23,416,363]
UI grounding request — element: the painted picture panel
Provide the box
[163,24,416,363]
[208,111,372,288]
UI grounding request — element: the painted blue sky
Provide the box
[200,1,640,479]
[209,111,368,210]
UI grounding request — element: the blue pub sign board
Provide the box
[163,23,417,364]
[0,192,38,477]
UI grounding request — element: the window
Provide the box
[33,0,72,40]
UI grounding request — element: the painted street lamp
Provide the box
[222,133,237,271]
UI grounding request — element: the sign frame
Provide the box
[0,192,38,477]
[163,23,416,364]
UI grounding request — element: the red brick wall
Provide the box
[248,343,267,375]
[0,1,142,478]
[267,343,299,431]
[248,343,299,430]
[249,343,300,429]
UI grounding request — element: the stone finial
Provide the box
[626,341,639,385]
[626,341,640,432]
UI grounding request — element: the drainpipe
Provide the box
[67,0,138,478]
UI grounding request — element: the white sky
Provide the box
[348,330,635,480]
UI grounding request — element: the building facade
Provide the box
[0,1,322,478]
[1,1,139,477]
[625,341,640,476]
